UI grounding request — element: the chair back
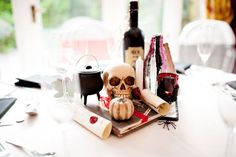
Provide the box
[178,19,235,72]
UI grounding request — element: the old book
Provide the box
[85,99,163,137]
[159,101,179,121]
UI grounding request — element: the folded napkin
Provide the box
[14,75,58,89]
[175,62,191,74]
[15,78,41,88]
[226,80,236,90]
[0,97,17,119]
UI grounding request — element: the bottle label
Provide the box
[125,47,144,67]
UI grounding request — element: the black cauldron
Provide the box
[76,55,103,105]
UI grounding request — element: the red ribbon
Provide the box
[133,110,148,123]
[99,96,110,109]
[99,96,148,123]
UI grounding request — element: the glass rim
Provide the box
[158,72,179,79]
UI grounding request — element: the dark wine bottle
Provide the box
[123,0,144,68]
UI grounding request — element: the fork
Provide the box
[5,140,56,157]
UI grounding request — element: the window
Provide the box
[6,0,185,75]
[0,0,16,53]
[41,0,107,62]
[182,0,204,27]
[41,0,102,28]
[139,0,164,40]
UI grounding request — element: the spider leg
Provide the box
[170,122,177,129]
[166,123,170,130]
[163,123,166,129]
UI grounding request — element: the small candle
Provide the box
[135,56,143,90]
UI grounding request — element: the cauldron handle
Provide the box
[75,54,99,70]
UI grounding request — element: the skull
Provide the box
[103,63,135,99]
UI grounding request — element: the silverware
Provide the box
[0,102,38,127]
[5,140,55,157]
[0,141,10,157]
[0,119,24,127]
[213,83,236,101]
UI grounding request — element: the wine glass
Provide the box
[197,20,215,66]
[50,58,72,157]
[157,72,179,103]
[48,31,77,157]
[217,88,236,157]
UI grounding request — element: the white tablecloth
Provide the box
[0,66,236,157]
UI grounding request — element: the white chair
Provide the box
[178,19,236,72]
[58,17,114,62]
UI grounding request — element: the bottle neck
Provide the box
[130,9,138,28]
[129,1,138,28]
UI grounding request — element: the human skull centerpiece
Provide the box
[103,63,135,99]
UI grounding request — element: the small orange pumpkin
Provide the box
[109,97,134,120]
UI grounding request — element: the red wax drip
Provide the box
[89,116,98,124]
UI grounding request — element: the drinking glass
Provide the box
[49,53,74,157]
[48,37,77,157]
[218,89,236,157]
[197,21,215,66]
[157,72,179,103]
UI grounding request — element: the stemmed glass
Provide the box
[48,31,77,157]
[197,20,215,66]
[217,88,236,157]
[50,53,74,157]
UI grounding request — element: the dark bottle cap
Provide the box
[130,0,138,10]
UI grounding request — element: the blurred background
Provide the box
[0,0,235,78]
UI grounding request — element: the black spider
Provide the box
[158,120,176,130]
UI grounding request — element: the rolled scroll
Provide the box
[74,106,112,139]
[141,89,170,115]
